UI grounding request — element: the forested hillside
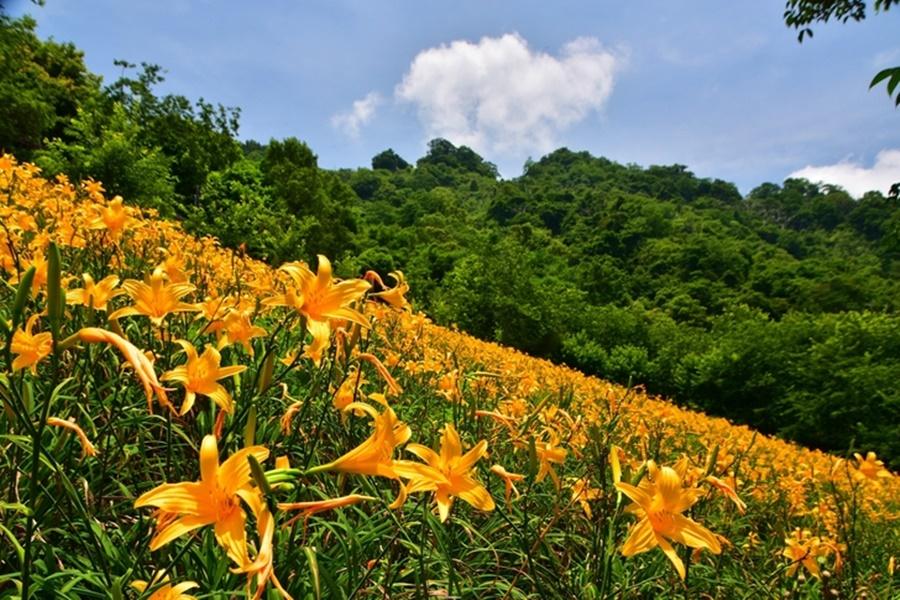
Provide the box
[2,13,899,465]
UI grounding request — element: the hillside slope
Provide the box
[1,156,898,598]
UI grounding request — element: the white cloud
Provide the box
[395,33,620,158]
[331,91,382,138]
[788,150,900,197]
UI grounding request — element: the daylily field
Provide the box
[0,154,898,599]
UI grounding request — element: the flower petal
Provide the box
[149,514,211,550]
[671,514,722,553]
[621,518,656,557]
[214,505,249,567]
[134,481,206,514]
[657,534,686,580]
[219,446,270,495]
[615,482,652,508]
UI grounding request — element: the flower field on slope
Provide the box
[0,155,897,599]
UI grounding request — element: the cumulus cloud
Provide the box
[395,33,619,157]
[788,150,900,197]
[331,91,382,138]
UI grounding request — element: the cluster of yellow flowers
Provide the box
[2,155,897,596]
[1,156,497,597]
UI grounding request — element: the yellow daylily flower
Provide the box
[534,432,567,489]
[217,309,267,354]
[357,352,403,395]
[134,434,269,567]
[332,370,368,414]
[264,255,370,360]
[77,327,171,413]
[110,268,197,326]
[609,445,623,484]
[393,423,495,522]
[66,273,121,311]
[706,475,747,514]
[88,195,133,239]
[161,340,247,415]
[195,295,234,334]
[570,477,601,518]
[82,178,105,200]
[365,270,410,310]
[131,576,199,600]
[782,528,832,578]
[11,315,53,374]
[489,464,525,507]
[46,416,98,458]
[16,251,48,297]
[308,402,411,479]
[616,460,722,580]
[278,493,375,528]
[231,506,292,599]
[853,452,892,480]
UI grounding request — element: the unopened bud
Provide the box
[257,350,275,394]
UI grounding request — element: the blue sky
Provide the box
[10,0,900,194]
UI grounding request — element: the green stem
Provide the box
[21,337,60,598]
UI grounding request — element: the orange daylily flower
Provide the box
[853,452,892,480]
[393,423,495,522]
[195,295,234,334]
[301,331,330,365]
[280,399,304,434]
[110,268,197,326]
[366,270,410,310]
[490,464,525,507]
[264,255,370,361]
[332,370,368,415]
[66,273,121,311]
[82,178,105,199]
[706,475,747,514]
[616,460,722,580]
[308,402,411,479]
[782,528,833,578]
[134,434,269,567]
[357,352,402,395]
[436,370,463,404]
[609,445,623,485]
[16,251,48,297]
[570,477,601,518]
[77,327,171,412]
[11,315,53,374]
[217,309,267,354]
[131,575,198,600]
[89,195,133,239]
[232,506,292,599]
[278,494,375,528]
[157,251,189,284]
[46,416,98,457]
[161,340,247,415]
[534,432,567,489]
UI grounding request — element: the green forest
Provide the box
[3,13,899,467]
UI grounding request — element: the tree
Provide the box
[372,148,410,171]
[106,62,242,206]
[417,138,499,179]
[0,15,100,158]
[185,159,297,262]
[261,138,358,259]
